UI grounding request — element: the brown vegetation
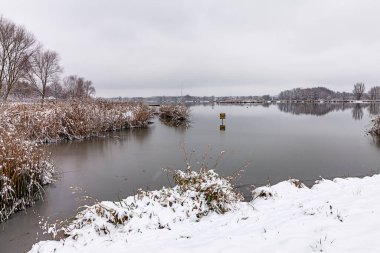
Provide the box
[1,100,153,143]
[370,116,380,138]
[0,127,54,222]
[159,104,190,127]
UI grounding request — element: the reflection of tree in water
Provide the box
[352,104,364,120]
[368,103,380,116]
[276,102,379,118]
[277,103,347,116]
[370,135,380,149]
[47,127,153,168]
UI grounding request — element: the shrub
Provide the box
[370,116,380,137]
[159,104,190,127]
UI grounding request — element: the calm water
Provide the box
[1,103,380,252]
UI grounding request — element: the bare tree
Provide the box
[0,17,13,97]
[63,75,78,99]
[10,81,39,99]
[369,86,380,101]
[83,80,95,98]
[47,81,64,99]
[0,16,39,101]
[26,49,62,102]
[75,77,85,98]
[63,75,95,99]
[353,82,365,100]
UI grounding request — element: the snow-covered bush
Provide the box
[370,116,380,137]
[159,104,190,127]
[0,127,55,222]
[43,167,242,239]
[1,100,153,143]
[171,168,243,214]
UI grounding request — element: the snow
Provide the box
[29,174,380,253]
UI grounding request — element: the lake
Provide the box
[1,102,380,253]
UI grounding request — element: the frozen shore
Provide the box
[29,173,380,253]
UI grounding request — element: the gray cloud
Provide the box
[1,0,380,97]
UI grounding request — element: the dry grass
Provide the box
[170,167,244,215]
[1,100,153,143]
[159,104,190,127]
[0,127,54,222]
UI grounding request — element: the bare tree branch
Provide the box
[0,16,39,101]
[353,82,365,100]
[26,49,62,103]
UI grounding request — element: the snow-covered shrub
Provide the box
[159,104,190,127]
[370,116,380,137]
[0,127,55,222]
[1,100,153,143]
[44,168,242,239]
[171,168,243,214]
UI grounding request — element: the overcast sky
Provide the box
[1,0,380,97]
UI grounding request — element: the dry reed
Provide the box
[159,104,190,127]
[0,127,54,222]
[1,100,153,143]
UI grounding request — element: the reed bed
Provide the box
[0,127,54,222]
[1,100,153,143]
[159,104,190,127]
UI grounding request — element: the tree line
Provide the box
[0,16,95,102]
[278,83,380,101]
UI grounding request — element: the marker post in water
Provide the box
[220,113,226,131]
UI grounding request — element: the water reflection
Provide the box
[370,136,380,149]
[352,104,364,120]
[159,118,190,131]
[368,103,380,115]
[276,102,380,119]
[47,127,153,158]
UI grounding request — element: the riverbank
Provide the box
[29,171,380,253]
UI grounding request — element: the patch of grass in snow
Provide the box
[0,127,55,223]
[310,235,335,252]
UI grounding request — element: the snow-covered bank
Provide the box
[29,172,380,253]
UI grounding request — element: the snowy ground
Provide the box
[29,174,380,253]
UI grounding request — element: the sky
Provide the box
[1,0,380,97]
